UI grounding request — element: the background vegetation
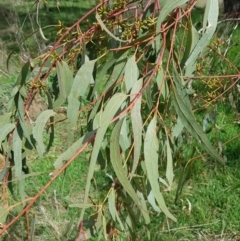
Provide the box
[0,0,240,240]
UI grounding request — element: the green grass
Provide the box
[0,0,96,56]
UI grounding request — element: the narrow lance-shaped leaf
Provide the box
[185,0,218,68]
[32,110,56,157]
[125,55,139,93]
[79,93,128,223]
[56,60,74,101]
[130,78,143,179]
[144,115,176,221]
[12,126,26,202]
[180,18,199,76]
[96,12,127,43]
[67,59,97,126]
[108,188,124,230]
[17,94,33,147]
[147,190,161,212]
[172,71,224,164]
[166,136,174,188]
[110,119,142,209]
[12,127,22,178]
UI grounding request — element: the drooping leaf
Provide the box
[147,190,161,212]
[96,12,127,43]
[144,80,153,110]
[130,78,143,178]
[45,90,54,152]
[17,94,33,147]
[156,68,168,100]
[166,136,174,188]
[180,18,199,75]
[32,110,56,157]
[79,93,127,222]
[125,55,139,93]
[67,59,97,126]
[108,189,116,221]
[56,60,74,101]
[12,126,25,202]
[12,126,23,178]
[110,119,142,209]
[185,0,219,69]
[172,71,224,164]
[144,115,176,221]
[102,215,107,240]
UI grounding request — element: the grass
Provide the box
[0,0,96,58]
[1,2,240,241]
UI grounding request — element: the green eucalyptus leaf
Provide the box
[32,109,56,157]
[125,55,139,93]
[96,12,127,43]
[130,78,143,178]
[108,189,116,221]
[12,126,25,202]
[17,94,33,147]
[110,119,142,208]
[185,0,219,69]
[67,59,97,126]
[56,60,74,101]
[166,136,174,188]
[79,93,127,222]
[12,126,23,178]
[144,115,176,221]
[180,17,199,76]
[172,71,224,164]
[147,190,161,212]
